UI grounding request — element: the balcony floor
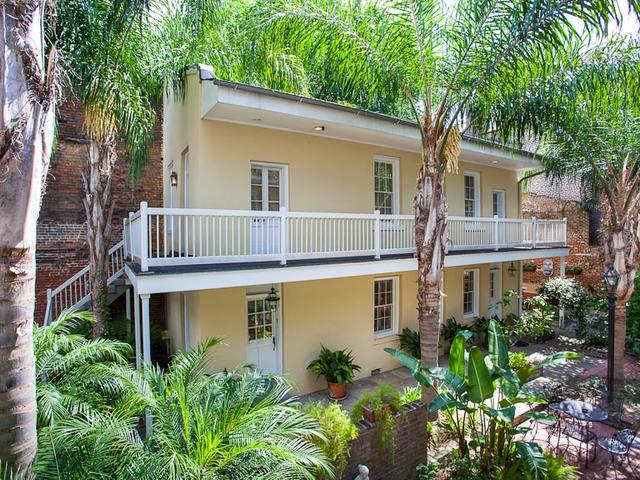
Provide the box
[129,245,566,277]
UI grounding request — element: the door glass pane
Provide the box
[251,168,263,211]
[247,296,276,342]
[268,169,280,186]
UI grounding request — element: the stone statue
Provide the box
[353,464,369,480]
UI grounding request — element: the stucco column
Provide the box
[182,293,191,351]
[559,257,566,328]
[140,293,153,437]
[133,288,141,370]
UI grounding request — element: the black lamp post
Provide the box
[603,266,620,403]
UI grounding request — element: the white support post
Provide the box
[531,216,537,249]
[563,217,568,245]
[133,288,141,370]
[140,292,153,437]
[44,289,53,326]
[125,288,131,338]
[182,293,191,351]
[559,256,566,328]
[140,201,149,272]
[374,210,381,259]
[279,206,288,265]
[493,215,499,251]
[123,218,129,258]
[518,261,524,316]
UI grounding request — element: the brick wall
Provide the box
[341,403,428,480]
[521,193,605,294]
[35,99,165,324]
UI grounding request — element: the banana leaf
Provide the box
[467,346,494,403]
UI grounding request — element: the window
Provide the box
[251,163,287,212]
[374,156,399,215]
[463,269,479,318]
[464,172,480,217]
[374,277,398,337]
[247,297,274,342]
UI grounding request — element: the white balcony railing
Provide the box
[123,202,567,271]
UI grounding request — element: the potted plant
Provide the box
[308,346,361,400]
[351,384,402,457]
[523,261,537,272]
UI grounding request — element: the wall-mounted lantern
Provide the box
[265,286,280,311]
[508,262,517,277]
[170,171,178,188]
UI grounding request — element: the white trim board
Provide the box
[127,247,570,295]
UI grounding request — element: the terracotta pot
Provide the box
[362,403,398,423]
[327,382,346,400]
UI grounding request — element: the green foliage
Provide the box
[386,320,579,479]
[565,265,583,275]
[626,273,640,355]
[304,402,358,479]
[576,310,608,347]
[537,278,590,325]
[523,262,537,272]
[307,345,361,384]
[416,461,440,480]
[400,385,422,405]
[508,352,531,371]
[502,295,555,343]
[447,455,483,480]
[32,313,331,479]
[351,384,401,457]
[441,317,463,342]
[399,327,421,358]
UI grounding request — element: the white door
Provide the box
[489,268,503,319]
[251,165,286,255]
[246,294,281,374]
[492,189,506,245]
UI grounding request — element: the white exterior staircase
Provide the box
[44,240,127,325]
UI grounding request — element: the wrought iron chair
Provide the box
[528,403,562,453]
[596,428,639,479]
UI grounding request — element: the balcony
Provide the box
[123,203,567,272]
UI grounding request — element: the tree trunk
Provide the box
[82,138,116,338]
[414,124,449,406]
[604,226,639,396]
[0,0,56,470]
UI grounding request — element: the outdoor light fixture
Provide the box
[603,266,620,404]
[313,125,325,131]
[603,266,620,290]
[170,171,178,188]
[508,262,517,277]
[265,286,280,311]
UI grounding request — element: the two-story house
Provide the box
[121,65,569,395]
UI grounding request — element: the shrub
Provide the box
[626,273,640,355]
[508,352,530,371]
[538,277,589,325]
[521,295,556,341]
[447,455,483,480]
[416,461,440,480]
[441,317,463,342]
[399,327,420,358]
[576,310,608,347]
[305,402,358,479]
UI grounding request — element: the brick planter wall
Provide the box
[521,193,605,294]
[341,402,428,480]
[35,99,165,324]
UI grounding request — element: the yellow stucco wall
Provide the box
[163,73,520,216]
[169,261,520,395]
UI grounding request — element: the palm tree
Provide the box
[257,0,628,398]
[504,40,640,395]
[32,332,330,479]
[0,0,58,470]
[54,0,313,336]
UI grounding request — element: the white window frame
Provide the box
[463,171,481,218]
[250,161,289,211]
[463,268,480,319]
[373,155,400,215]
[373,276,399,339]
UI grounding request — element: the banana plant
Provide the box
[386,320,578,480]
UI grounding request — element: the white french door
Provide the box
[246,293,281,374]
[489,267,503,319]
[251,164,287,255]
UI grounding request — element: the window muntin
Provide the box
[464,172,480,217]
[374,277,398,337]
[247,297,274,342]
[463,269,479,318]
[374,156,399,215]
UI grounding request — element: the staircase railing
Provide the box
[44,240,126,325]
